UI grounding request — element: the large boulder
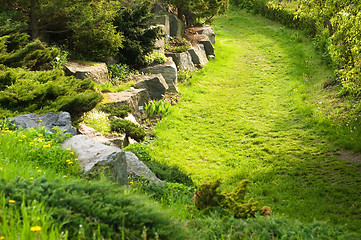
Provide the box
[196,25,216,44]
[140,58,178,93]
[165,51,195,71]
[61,135,128,185]
[151,25,166,53]
[125,151,163,184]
[151,15,170,36]
[103,89,150,120]
[198,36,215,57]
[134,74,168,100]
[78,124,129,148]
[169,14,184,38]
[10,112,76,135]
[64,61,108,84]
[188,44,208,68]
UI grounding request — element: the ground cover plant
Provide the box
[148,8,361,234]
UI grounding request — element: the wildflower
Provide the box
[18,139,23,142]
[38,119,42,122]
[37,134,43,137]
[30,226,42,232]
[22,135,26,138]
[30,142,34,145]
[30,177,34,180]
[5,127,9,130]
[38,138,45,142]
[43,144,51,148]
[36,166,39,169]
[68,161,73,165]
[0,236,5,239]
[66,159,70,162]
[70,152,74,155]
[9,200,15,204]
[75,158,78,161]
[66,148,70,151]
[37,170,41,173]
[129,181,134,184]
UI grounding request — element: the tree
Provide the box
[0,0,123,61]
[166,0,229,26]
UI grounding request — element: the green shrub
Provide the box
[145,99,171,118]
[107,63,137,82]
[0,177,187,240]
[98,104,132,118]
[113,0,163,67]
[165,37,191,53]
[0,66,102,120]
[192,179,267,218]
[110,119,146,142]
[124,143,195,186]
[144,52,167,66]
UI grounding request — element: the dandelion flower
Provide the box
[68,161,73,165]
[43,144,51,148]
[37,170,41,173]
[0,236,5,240]
[30,226,42,232]
[70,152,74,155]
[18,139,23,142]
[37,134,43,137]
[30,177,34,180]
[75,158,78,161]
[30,142,34,145]
[66,148,70,151]
[66,159,70,162]
[9,199,15,203]
[36,166,39,169]
[22,135,26,138]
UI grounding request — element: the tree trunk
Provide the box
[30,0,40,39]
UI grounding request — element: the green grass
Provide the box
[149,9,361,233]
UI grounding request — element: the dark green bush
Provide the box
[0,66,102,120]
[0,177,186,239]
[124,143,195,186]
[98,104,132,118]
[113,0,163,67]
[111,119,146,142]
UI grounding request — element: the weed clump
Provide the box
[111,119,146,142]
[192,179,270,218]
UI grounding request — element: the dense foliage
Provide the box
[0,66,102,119]
[234,0,361,100]
[0,177,186,239]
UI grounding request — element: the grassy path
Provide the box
[150,10,361,231]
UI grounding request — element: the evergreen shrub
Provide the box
[110,119,146,142]
[0,177,186,240]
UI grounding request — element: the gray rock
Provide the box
[10,112,76,135]
[198,36,215,57]
[64,61,108,84]
[188,44,208,67]
[151,15,170,36]
[134,74,168,100]
[150,25,166,53]
[169,13,184,38]
[61,135,128,185]
[197,25,216,44]
[125,151,163,184]
[104,89,150,120]
[78,124,128,148]
[165,51,195,71]
[140,58,178,93]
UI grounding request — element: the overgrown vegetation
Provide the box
[111,119,146,142]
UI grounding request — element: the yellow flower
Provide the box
[43,144,51,148]
[5,127,9,130]
[38,119,42,122]
[75,158,78,161]
[1,133,4,136]
[18,139,23,142]
[30,142,34,145]
[37,134,43,137]
[36,166,39,169]
[38,138,45,142]
[66,159,70,162]
[22,135,26,138]
[66,148,70,151]
[70,152,74,155]
[30,226,42,232]
[30,177,34,180]
[68,161,73,165]
[0,236,5,239]
[37,170,41,173]
[9,199,15,204]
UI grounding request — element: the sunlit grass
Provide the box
[149,9,361,233]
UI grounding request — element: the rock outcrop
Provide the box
[169,14,184,38]
[61,135,162,184]
[188,44,208,67]
[165,51,195,71]
[125,151,163,184]
[61,135,128,185]
[140,58,178,93]
[196,25,216,44]
[103,89,150,120]
[134,74,168,100]
[10,112,76,135]
[64,61,108,84]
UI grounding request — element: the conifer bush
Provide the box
[110,119,146,142]
[0,178,186,239]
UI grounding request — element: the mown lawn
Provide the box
[149,9,361,232]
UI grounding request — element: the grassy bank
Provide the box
[149,9,361,232]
